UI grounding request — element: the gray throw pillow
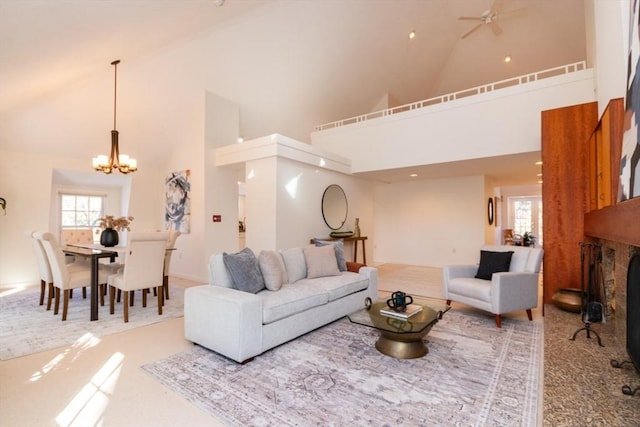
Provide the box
[223,247,265,293]
[314,239,347,271]
[475,250,514,280]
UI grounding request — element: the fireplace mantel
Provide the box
[584,197,640,247]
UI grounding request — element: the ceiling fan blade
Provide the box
[458,16,482,21]
[489,22,503,36]
[461,23,483,39]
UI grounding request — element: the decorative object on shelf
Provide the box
[238,219,245,232]
[354,217,361,237]
[386,290,413,312]
[329,231,353,238]
[92,59,138,174]
[0,197,5,215]
[95,215,133,247]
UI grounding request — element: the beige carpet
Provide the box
[377,263,444,299]
[0,286,184,360]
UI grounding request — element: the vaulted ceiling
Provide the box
[0,0,587,185]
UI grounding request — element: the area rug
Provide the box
[0,286,184,360]
[142,309,541,426]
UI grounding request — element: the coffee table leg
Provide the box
[91,257,99,321]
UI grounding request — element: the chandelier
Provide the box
[92,60,137,174]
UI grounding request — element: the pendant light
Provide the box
[92,59,137,174]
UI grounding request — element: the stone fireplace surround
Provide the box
[584,197,640,371]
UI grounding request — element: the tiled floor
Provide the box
[543,304,640,426]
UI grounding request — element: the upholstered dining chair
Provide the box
[35,231,99,320]
[108,231,169,323]
[162,230,180,300]
[24,230,53,308]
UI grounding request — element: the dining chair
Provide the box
[35,232,96,320]
[108,231,169,323]
[162,230,180,300]
[24,230,53,308]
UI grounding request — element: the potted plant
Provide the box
[95,215,134,247]
[523,232,535,247]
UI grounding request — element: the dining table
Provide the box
[62,244,122,321]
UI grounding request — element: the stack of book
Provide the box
[380,304,423,320]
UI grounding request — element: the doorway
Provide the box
[507,196,543,246]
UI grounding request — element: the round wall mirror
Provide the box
[322,184,348,230]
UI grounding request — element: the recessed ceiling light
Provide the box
[410,173,418,177]
[408,31,416,40]
[504,55,512,63]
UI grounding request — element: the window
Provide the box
[60,194,105,241]
[508,196,543,246]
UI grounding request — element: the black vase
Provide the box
[100,228,119,247]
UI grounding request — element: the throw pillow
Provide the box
[314,239,347,271]
[475,250,514,280]
[258,250,286,291]
[303,245,341,279]
[223,247,265,294]
[279,247,307,283]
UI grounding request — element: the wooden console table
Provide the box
[311,236,368,264]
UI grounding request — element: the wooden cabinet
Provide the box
[541,102,598,305]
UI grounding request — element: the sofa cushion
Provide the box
[448,277,492,302]
[314,239,347,271]
[223,247,265,294]
[280,247,307,283]
[258,250,287,291]
[475,250,514,280]
[303,245,340,279]
[209,253,234,288]
[298,272,369,302]
[259,283,329,324]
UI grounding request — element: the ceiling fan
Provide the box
[458,0,525,39]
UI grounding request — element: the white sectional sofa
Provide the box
[184,245,378,363]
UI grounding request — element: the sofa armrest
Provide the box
[357,266,379,301]
[491,272,540,314]
[184,285,262,363]
[443,264,478,296]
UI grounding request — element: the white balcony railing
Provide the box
[314,61,588,132]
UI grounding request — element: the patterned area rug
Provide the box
[143,309,541,426]
[0,286,184,360]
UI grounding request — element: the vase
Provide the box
[100,228,119,247]
[354,218,361,237]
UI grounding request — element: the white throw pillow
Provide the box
[258,250,287,291]
[303,245,340,279]
[280,247,307,283]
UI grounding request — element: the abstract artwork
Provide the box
[620,0,640,201]
[165,170,190,233]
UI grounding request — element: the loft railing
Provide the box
[314,61,588,132]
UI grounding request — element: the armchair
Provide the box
[443,245,543,328]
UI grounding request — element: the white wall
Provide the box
[0,149,165,286]
[243,155,374,262]
[591,0,629,116]
[310,70,596,173]
[373,175,485,267]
